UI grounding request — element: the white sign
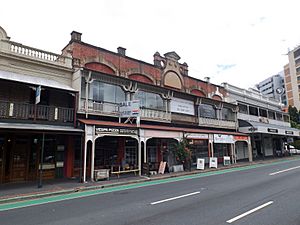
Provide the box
[185,133,208,139]
[213,134,234,144]
[170,97,195,115]
[209,157,218,168]
[119,100,140,118]
[35,85,41,104]
[223,156,231,166]
[197,158,205,170]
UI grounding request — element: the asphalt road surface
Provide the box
[1,159,300,225]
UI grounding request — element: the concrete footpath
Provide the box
[0,156,299,205]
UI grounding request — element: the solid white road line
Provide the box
[269,165,300,176]
[226,201,273,224]
[150,191,200,205]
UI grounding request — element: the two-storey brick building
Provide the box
[62,31,251,182]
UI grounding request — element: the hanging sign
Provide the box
[119,100,140,118]
[35,85,41,104]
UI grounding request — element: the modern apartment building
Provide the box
[285,46,300,109]
[255,73,287,106]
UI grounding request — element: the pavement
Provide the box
[0,156,298,205]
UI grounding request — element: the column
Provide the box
[248,136,253,162]
[91,139,95,181]
[83,141,87,183]
[138,139,142,176]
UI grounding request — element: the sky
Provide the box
[1,0,300,89]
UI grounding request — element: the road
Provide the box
[1,159,300,225]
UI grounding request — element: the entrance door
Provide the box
[10,137,29,182]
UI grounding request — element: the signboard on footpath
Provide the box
[209,157,218,168]
[197,158,205,170]
[95,127,138,135]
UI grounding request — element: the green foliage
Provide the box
[288,105,299,124]
[172,138,191,164]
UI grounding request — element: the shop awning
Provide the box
[0,122,83,133]
[78,119,247,136]
[239,121,300,137]
[0,70,76,92]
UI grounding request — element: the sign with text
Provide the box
[197,158,205,170]
[158,161,167,174]
[213,134,234,144]
[209,157,218,168]
[95,127,138,135]
[170,97,195,115]
[35,85,41,104]
[119,100,140,118]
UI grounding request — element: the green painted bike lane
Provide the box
[1,158,299,212]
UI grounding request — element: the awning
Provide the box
[0,122,83,133]
[0,70,76,92]
[239,121,300,137]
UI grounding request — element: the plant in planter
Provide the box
[172,138,192,171]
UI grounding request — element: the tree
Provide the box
[288,105,300,128]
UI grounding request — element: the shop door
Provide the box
[11,137,29,182]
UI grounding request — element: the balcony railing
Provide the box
[81,99,119,116]
[140,108,171,122]
[2,40,72,67]
[0,101,74,123]
[198,117,237,129]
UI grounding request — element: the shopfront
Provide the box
[0,128,82,184]
[185,133,209,167]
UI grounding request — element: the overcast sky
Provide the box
[1,0,300,88]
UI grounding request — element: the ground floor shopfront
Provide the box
[239,121,300,159]
[0,125,82,184]
[79,119,252,182]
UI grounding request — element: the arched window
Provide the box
[134,90,165,110]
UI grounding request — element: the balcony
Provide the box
[198,117,237,130]
[0,101,74,124]
[140,108,171,123]
[80,99,119,116]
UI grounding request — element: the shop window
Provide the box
[199,104,217,119]
[189,139,209,165]
[134,90,165,110]
[43,137,56,164]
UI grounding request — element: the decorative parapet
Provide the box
[0,39,72,68]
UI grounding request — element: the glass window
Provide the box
[221,107,235,121]
[238,104,248,114]
[89,81,125,103]
[283,115,290,122]
[199,104,217,119]
[259,109,267,117]
[134,90,164,110]
[276,112,283,121]
[268,111,276,120]
[249,106,258,116]
[81,77,86,98]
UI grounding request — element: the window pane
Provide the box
[238,104,248,114]
[222,107,235,121]
[199,104,216,118]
